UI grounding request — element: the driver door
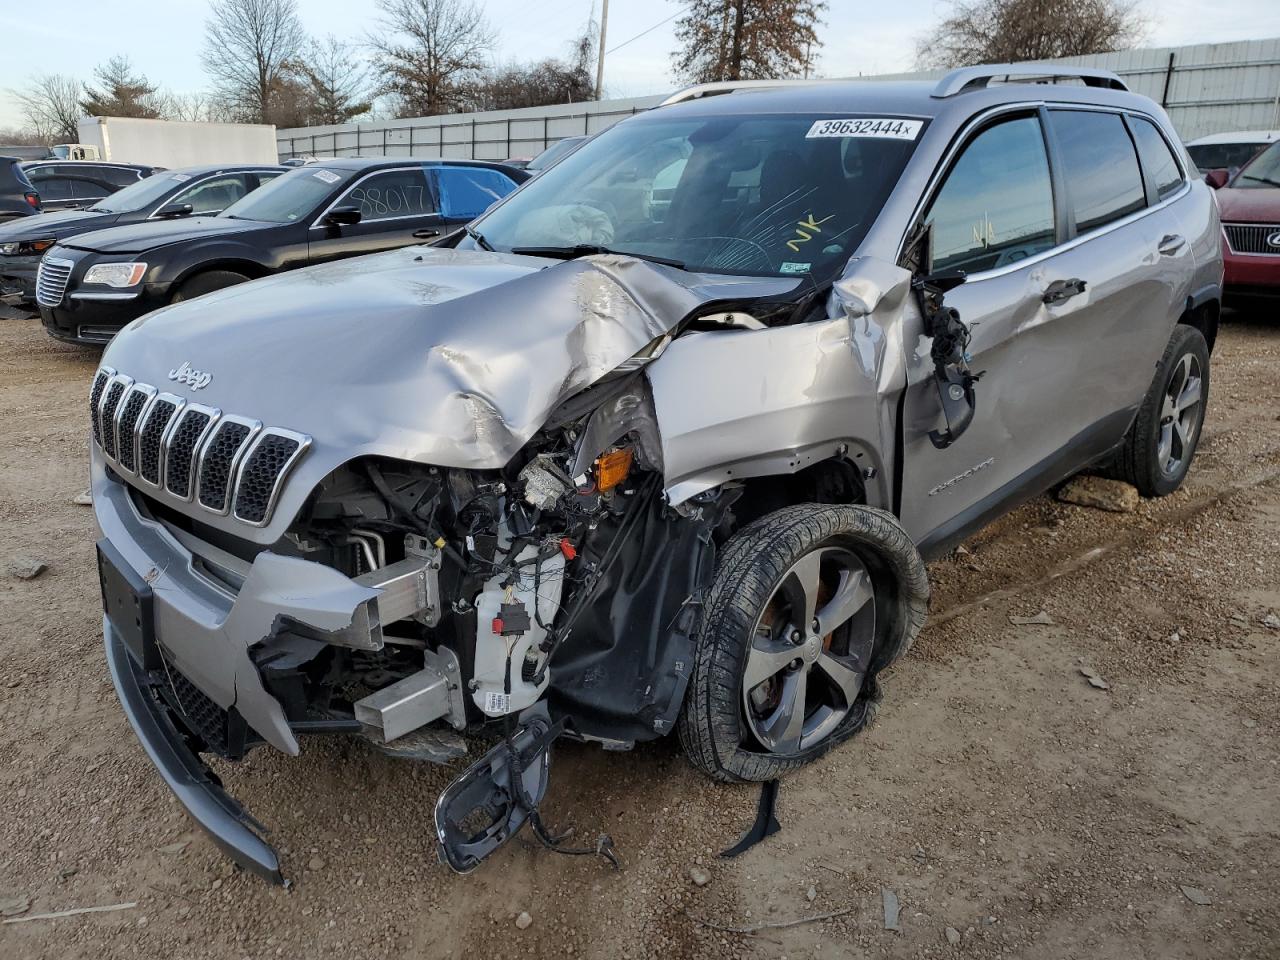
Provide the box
[899,112,1072,549]
[307,166,445,265]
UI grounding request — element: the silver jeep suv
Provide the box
[90,66,1221,881]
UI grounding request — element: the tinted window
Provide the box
[220,166,344,223]
[172,174,249,214]
[91,172,196,213]
[1185,141,1268,174]
[1128,117,1183,200]
[925,116,1056,273]
[97,167,146,188]
[1049,110,1145,232]
[35,177,73,200]
[433,167,516,219]
[340,168,434,221]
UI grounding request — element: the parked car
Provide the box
[38,158,527,344]
[1,164,284,304]
[89,67,1219,883]
[0,157,41,223]
[1205,138,1280,309]
[1184,130,1278,176]
[22,161,159,213]
[524,135,589,174]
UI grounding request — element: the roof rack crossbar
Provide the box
[931,64,1128,98]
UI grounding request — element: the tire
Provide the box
[678,503,929,783]
[1109,325,1210,497]
[170,270,250,304]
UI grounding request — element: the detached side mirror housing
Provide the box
[156,202,194,218]
[323,205,362,227]
[1203,168,1229,189]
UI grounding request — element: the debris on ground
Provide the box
[3,901,137,924]
[1262,612,1280,630]
[688,866,710,887]
[686,906,856,935]
[1079,664,1110,690]
[945,926,962,946]
[1010,611,1055,625]
[1057,476,1140,513]
[882,887,901,931]
[806,885,817,902]
[71,489,92,506]
[1,895,31,917]
[514,911,533,930]
[1180,885,1213,906]
[6,558,47,581]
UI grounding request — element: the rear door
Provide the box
[430,165,520,229]
[307,166,445,265]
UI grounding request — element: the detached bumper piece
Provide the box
[101,540,284,884]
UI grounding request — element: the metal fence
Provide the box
[277,37,1280,160]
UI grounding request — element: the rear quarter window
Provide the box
[433,167,518,220]
[1128,117,1184,200]
[1048,110,1146,233]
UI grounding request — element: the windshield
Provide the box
[473,113,923,279]
[220,166,346,222]
[90,171,183,213]
[1233,140,1280,188]
[527,137,586,171]
[1187,141,1269,173]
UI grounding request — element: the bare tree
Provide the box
[672,0,825,83]
[471,21,597,111]
[367,0,495,117]
[916,0,1145,68]
[13,75,83,142]
[0,127,47,146]
[202,0,307,123]
[290,35,373,125]
[81,56,164,119]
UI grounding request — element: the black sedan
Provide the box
[37,158,528,345]
[1,164,284,303]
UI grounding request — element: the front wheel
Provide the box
[678,504,929,783]
[170,269,250,304]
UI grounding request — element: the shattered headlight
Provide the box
[84,262,148,287]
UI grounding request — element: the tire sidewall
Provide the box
[1141,327,1210,496]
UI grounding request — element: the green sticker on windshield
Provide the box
[780,262,811,274]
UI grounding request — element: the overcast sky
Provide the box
[2,0,1278,130]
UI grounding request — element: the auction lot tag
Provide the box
[312,169,341,183]
[806,118,923,140]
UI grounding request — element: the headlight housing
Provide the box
[83,262,148,287]
[0,239,55,256]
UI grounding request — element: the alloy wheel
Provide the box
[741,547,876,756]
[1157,353,1203,476]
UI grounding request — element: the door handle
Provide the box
[413,228,441,240]
[1041,278,1087,305]
[1158,234,1186,256]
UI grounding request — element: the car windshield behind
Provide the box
[89,171,181,213]
[1186,141,1268,174]
[1233,140,1280,188]
[220,167,346,223]
[473,113,924,279]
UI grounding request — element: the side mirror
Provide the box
[156,202,194,218]
[323,205,362,227]
[1203,168,1229,189]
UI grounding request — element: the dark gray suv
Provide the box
[88,65,1221,882]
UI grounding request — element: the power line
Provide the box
[605,10,681,55]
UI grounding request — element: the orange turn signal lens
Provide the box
[31,240,53,252]
[594,447,633,492]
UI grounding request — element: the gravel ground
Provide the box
[0,305,1277,960]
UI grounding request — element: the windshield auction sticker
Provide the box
[312,169,341,184]
[806,118,923,140]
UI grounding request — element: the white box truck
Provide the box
[76,117,279,168]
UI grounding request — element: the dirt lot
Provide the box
[1,306,1277,960]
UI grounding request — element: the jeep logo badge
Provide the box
[168,361,212,391]
[1267,231,1280,249]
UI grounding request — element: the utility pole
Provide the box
[596,0,609,100]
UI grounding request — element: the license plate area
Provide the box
[97,539,157,670]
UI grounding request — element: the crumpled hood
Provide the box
[101,245,796,538]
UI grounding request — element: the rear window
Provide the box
[433,167,517,220]
[1128,117,1184,200]
[1049,110,1145,233]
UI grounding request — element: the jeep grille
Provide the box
[90,366,309,527]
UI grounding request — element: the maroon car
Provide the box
[1207,140,1280,308]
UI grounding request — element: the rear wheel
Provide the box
[171,269,250,304]
[678,503,928,783]
[1109,325,1209,497]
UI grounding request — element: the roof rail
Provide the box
[931,64,1128,98]
[659,79,830,107]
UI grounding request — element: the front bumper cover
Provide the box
[104,613,283,884]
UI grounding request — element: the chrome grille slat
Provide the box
[36,256,73,307]
[1223,222,1280,256]
[89,367,309,527]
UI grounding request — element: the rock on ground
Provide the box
[1057,476,1140,513]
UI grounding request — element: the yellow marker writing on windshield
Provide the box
[787,214,835,252]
